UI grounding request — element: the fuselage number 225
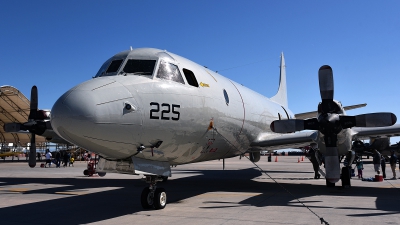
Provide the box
[150,102,180,121]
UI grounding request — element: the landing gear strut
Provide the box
[341,150,355,188]
[341,167,351,188]
[141,175,167,210]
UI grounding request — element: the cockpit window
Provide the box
[156,60,185,84]
[106,59,124,73]
[122,59,156,76]
[183,68,199,87]
[95,59,111,77]
[95,59,125,77]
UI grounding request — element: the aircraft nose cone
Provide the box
[51,88,95,144]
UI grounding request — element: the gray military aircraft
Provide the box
[5,48,400,210]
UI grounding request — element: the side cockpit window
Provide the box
[95,58,124,77]
[156,60,185,84]
[183,69,199,87]
[122,59,156,76]
[106,59,124,73]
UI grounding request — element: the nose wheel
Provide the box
[141,176,167,210]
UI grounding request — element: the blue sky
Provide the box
[2,1,400,143]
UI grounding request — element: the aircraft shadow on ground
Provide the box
[0,168,399,224]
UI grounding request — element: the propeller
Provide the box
[270,65,397,134]
[3,86,50,168]
[270,65,397,183]
[28,86,38,168]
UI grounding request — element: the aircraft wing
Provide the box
[250,131,318,150]
[352,124,400,140]
[250,124,400,151]
[295,103,367,119]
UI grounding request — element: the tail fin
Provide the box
[270,52,288,108]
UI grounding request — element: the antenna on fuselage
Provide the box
[130,46,133,51]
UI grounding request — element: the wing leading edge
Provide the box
[352,124,400,140]
[250,131,318,150]
[295,103,367,120]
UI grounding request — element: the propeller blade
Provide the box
[318,65,334,101]
[28,133,36,168]
[270,119,305,133]
[4,123,24,132]
[304,118,319,130]
[28,86,38,120]
[270,118,319,133]
[324,147,341,183]
[323,135,340,183]
[340,113,397,128]
[355,112,397,127]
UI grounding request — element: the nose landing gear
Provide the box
[141,175,167,210]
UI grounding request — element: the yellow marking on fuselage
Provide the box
[200,82,210,87]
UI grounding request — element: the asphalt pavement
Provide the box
[0,156,399,225]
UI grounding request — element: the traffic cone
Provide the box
[275,156,278,162]
[301,156,304,161]
[298,157,300,163]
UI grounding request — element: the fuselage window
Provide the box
[182,69,199,87]
[223,89,229,105]
[122,59,156,76]
[106,59,124,74]
[156,60,185,84]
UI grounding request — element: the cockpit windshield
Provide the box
[156,60,185,84]
[106,59,124,73]
[95,58,125,77]
[121,59,156,76]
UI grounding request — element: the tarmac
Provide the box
[0,156,399,225]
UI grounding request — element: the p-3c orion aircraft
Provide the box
[5,48,400,210]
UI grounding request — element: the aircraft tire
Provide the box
[161,176,168,182]
[141,187,153,209]
[83,169,89,176]
[341,167,351,188]
[153,188,167,210]
[97,172,106,177]
[326,179,335,187]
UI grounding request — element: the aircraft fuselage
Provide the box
[51,48,293,165]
